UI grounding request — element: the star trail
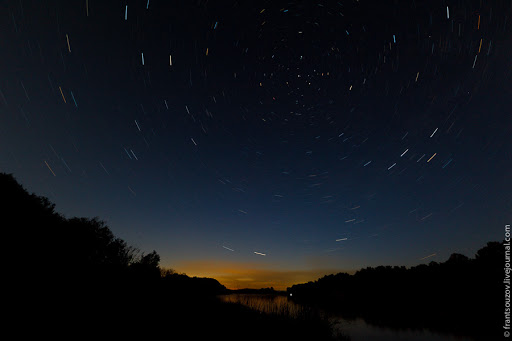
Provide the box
[0,0,510,289]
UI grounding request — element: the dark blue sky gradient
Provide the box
[1,0,511,288]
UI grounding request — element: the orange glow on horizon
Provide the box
[164,260,350,291]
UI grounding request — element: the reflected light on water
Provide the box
[218,294,308,319]
[218,294,475,341]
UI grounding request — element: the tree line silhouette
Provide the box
[2,172,231,336]
[3,172,345,340]
[3,171,502,339]
[287,240,503,340]
[3,172,161,285]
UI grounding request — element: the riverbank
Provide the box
[217,293,476,341]
[24,289,345,340]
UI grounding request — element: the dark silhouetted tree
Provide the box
[287,241,504,340]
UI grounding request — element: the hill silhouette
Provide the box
[287,241,503,340]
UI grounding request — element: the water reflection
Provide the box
[219,294,308,318]
[330,317,473,341]
[218,294,474,341]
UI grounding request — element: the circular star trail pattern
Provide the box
[1,0,511,286]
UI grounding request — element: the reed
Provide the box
[218,294,350,340]
[219,294,331,320]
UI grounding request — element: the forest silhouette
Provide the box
[3,172,502,339]
[287,242,502,340]
[2,172,341,340]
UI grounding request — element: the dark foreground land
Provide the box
[3,171,501,340]
[3,171,342,339]
[287,240,503,341]
[19,278,341,340]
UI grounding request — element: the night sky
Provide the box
[1,0,511,290]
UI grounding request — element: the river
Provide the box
[218,294,473,341]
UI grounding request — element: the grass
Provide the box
[219,294,309,318]
[217,293,350,340]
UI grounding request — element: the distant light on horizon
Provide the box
[0,0,507,292]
